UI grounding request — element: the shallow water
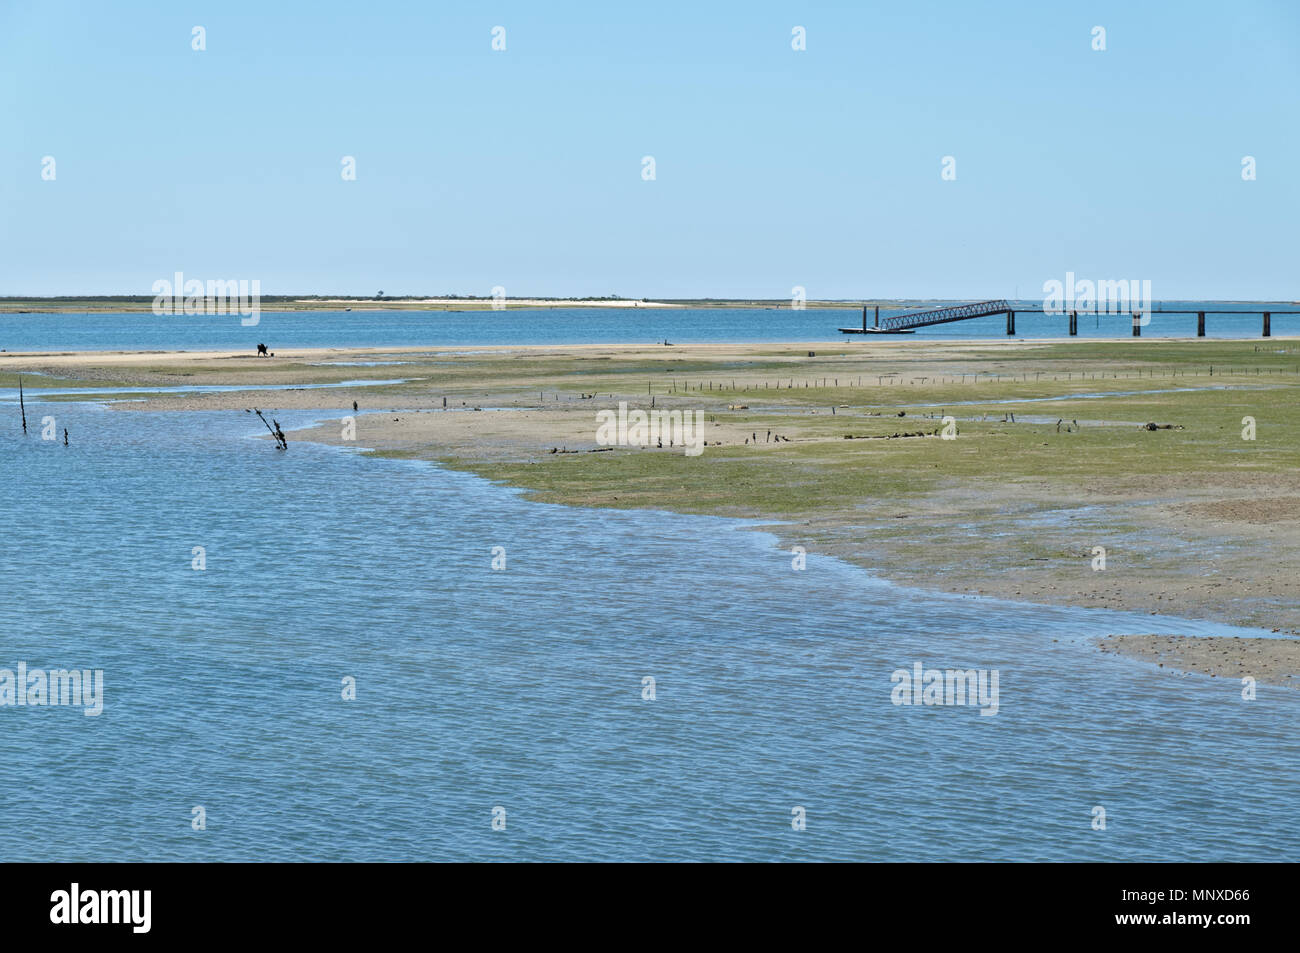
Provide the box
[307,361,415,367]
[1,397,1296,861]
[0,379,414,403]
[2,303,1295,351]
[907,385,1255,409]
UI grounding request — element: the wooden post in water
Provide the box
[18,375,27,435]
[1132,312,1141,337]
[1069,310,1077,336]
[861,306,867,332]
[1263,311,1271,337]
[874,306,879,329]
[1006,310,1015,335]
[254,408,287,451]
[1197,311,1205,337]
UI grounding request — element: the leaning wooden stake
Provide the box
[18,374,27,434]
[253,408,287,450]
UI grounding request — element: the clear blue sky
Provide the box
[1,0,1296,299]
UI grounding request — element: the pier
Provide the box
[840,303,1298,337]
[840,300,1011,334]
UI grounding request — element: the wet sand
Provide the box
[1100,634,1300,687]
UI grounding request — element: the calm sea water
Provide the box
[1,302,1295,352]
[1,395,1297,861]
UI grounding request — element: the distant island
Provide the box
[2,295,1294,314]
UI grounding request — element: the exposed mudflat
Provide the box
[1100,634,1300,688]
